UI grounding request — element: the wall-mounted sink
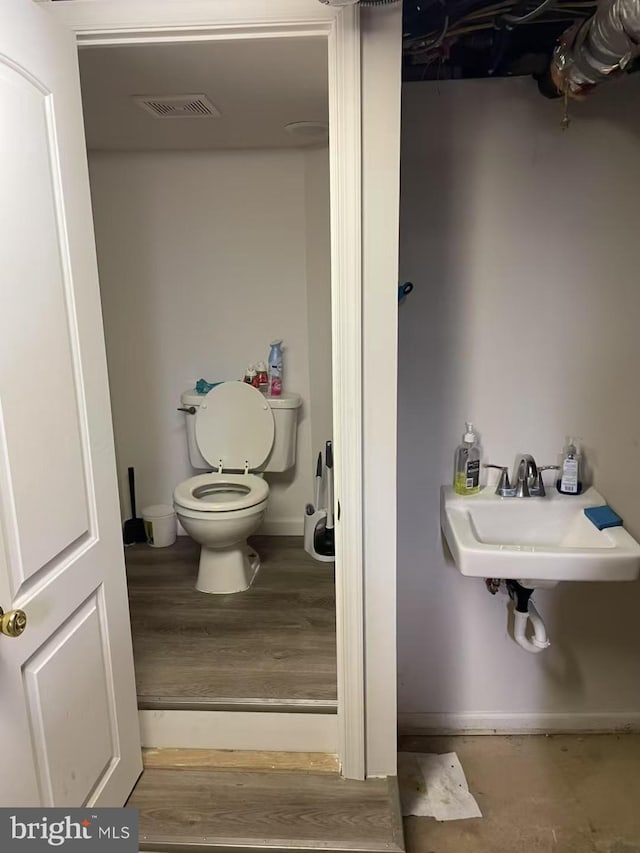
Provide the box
[441,486,640,583]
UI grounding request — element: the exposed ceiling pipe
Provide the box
[549,0,640,98]
[318,0,400,6]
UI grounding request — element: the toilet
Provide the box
[174,381,301,594]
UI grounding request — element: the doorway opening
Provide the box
[78,38,337,713]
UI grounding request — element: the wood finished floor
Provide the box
[125,536,337,708]
[127,766,404,852]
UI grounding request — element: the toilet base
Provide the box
[196,544,260,594]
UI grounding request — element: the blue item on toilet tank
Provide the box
[195,379,221,394]
[268,340,283,396]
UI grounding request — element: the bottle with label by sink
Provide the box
[453,422,481,496]
[557,437,583,495]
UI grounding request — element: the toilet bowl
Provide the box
[174,381,301,595]
[174,472,269,593]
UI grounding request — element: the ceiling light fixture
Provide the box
[285,121,329,141]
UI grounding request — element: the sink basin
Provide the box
[441,486,640,582]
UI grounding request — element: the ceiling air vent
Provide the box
[133,94,221,119]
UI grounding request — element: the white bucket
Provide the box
[142,504,177,548]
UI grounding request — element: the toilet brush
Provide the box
[305,452,323,517]
[123,467,147,544]
[304,450,334,564]
[313,441,335,558]
[314,451,323,510]
[324,441,335,551]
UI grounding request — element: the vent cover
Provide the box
[133,94,221,119]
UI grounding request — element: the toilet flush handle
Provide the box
[177,406,196,415]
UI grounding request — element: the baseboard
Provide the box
[259,518,304,536]
[398,711,640,736]
[139,710,338,752]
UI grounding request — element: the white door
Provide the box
[0,0,142,806]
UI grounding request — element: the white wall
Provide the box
[304,148,333,476]
[398,76,640,730]
[89,148,331,534]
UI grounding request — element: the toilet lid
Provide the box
[195,381,275,471]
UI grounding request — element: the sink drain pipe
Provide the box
[507,581,551,654]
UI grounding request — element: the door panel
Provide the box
[0,0,142,807]
[0,60,90,594]
[23,594,115,807]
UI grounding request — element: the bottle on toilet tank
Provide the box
[243,364,257,388]
[256,361,269,395]
[268,340,283,397]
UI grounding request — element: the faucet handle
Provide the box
[531,465,560,496]
[484,464,511,495]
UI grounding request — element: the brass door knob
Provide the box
[0,606,27,638]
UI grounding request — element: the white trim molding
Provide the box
[399,711,640,736]
[44,0,338,46]
[47,0,366,780]
[140,710,338,753]
[360,3,402,779]
[327,6,365,781]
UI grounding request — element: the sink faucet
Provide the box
[515,454,537,498]
[484,455,559,498]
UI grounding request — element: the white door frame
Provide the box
[46,0,366,780]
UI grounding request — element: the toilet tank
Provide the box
[262,392,302,472]
[180,387,302,473]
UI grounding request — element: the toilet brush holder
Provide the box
[304,507,335,563]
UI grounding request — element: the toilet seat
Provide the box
[174,472,269,513]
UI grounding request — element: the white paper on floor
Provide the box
[398,752,482,821]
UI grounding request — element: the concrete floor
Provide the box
[400,734,640,853]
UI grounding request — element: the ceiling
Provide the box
[401,0,599,85]
[79,39,329,151]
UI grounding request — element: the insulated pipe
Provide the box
[514,600,551,654]
[549,0,640,97]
